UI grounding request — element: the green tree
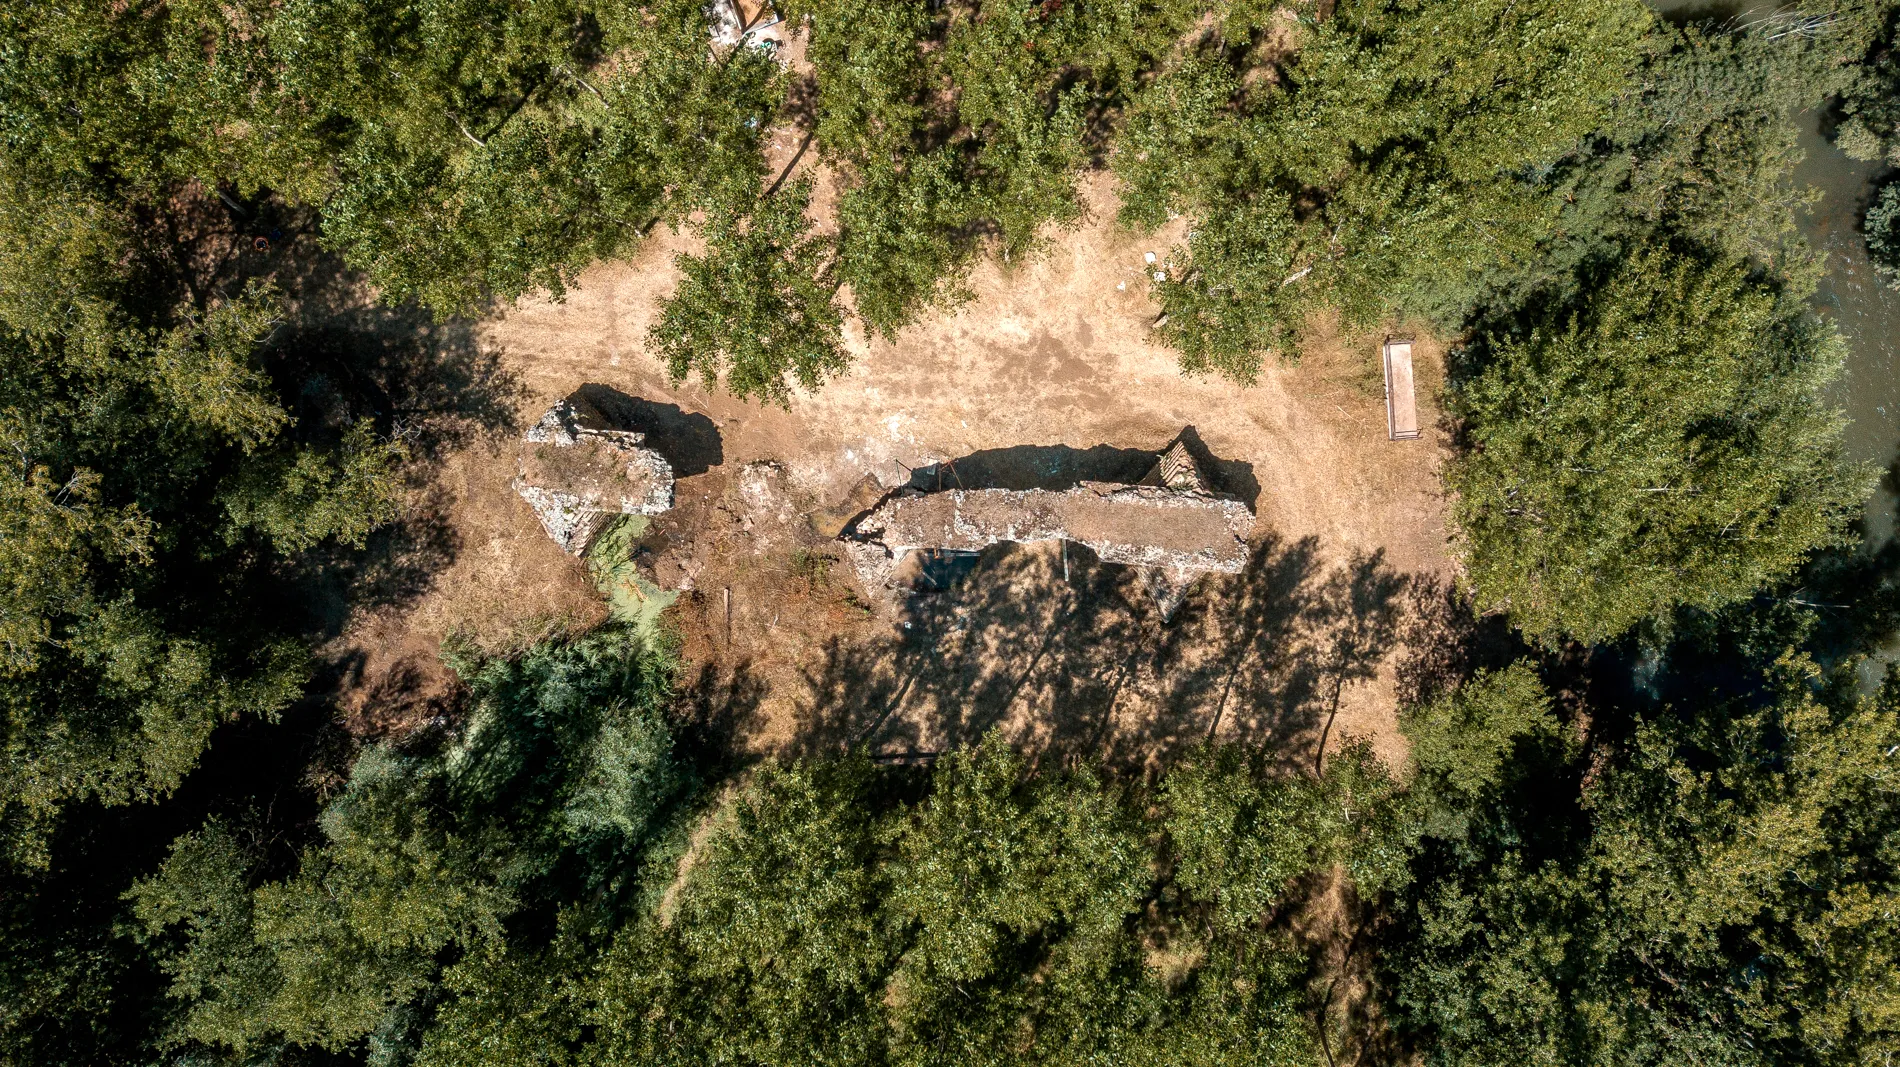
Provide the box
[1163,742,1395,930]
[129,749,514,1054]
[419,920,595,1067]
[1383,649,1900,1067]
[1819,0,1900,165]
[578,731,1338,1067]
[836,150,985,340]
[650,182,848,406]
[0,0,783,318]
[1445,248,1869,644]
[1746,2,1900,288]
[1400,661,1557,807]
[1437,5,1900,327]
[585,755,890,1065]
[882,735,1148,1062]
[785,0,1204,342]
[303,0,784,314]
[1868,179,1900,285]
[128,626,681,1060]
[0,285,403,869]
[1116,0,1651,379]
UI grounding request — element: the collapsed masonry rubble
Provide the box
[515,395,675,554]
[845,439,1253,618]
[708,0,786,50]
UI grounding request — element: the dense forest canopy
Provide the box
[1447,249,1866,643]
[3,0,1900,1065]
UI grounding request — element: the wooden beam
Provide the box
[1383,338,1421,442]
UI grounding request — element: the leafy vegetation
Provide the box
[116,630,1398,1067]
[0,0,781,316]
[129,626,680,1058]
[5,2,1900,1066]
[94,616,1900,1067]
[650,183,847,405]
[1447,249,1870,643]
[0,283,405,870]
[1804,2,1900,281]
[1118,0,1652,378]
[1383,632,1900,1067]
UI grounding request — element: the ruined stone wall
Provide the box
[855,483,1251,574]
[514,397,675,554]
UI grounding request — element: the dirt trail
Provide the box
[353,173,1454,770]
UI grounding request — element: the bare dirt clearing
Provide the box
[344,175,1455,770]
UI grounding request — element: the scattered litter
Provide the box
[1153,271,1166,282]
[708,0,788,57]
[1143,251,1156,264]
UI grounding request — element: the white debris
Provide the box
[735,460,798,548]
[709,0,787,55]
[514,396,675,554]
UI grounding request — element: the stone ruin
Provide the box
[845,438,1253,618]
[708,0,786,51]
[515,395,675,555]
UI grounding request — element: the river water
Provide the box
[1792,114,1900,546]
[1644,2,1900,547]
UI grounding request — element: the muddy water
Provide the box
[1641,2,1900,547]
[1791,117,1900,545]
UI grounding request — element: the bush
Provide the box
[1867,178,1900,287]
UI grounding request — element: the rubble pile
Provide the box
[515,396,675,554]
[708,0,786,50]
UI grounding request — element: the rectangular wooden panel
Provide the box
[1383,339,1421,441]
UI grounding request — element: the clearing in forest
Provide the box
[334,175,1453,770]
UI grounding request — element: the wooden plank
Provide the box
[1383,338,1421,441]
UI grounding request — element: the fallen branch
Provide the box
[453,115,487,148]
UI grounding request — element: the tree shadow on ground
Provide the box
[289,480,462,640]
[1393,578,1525,708]
[266,252,525,460]
[96,190,528,649]
[670,658,774,783]
[783,532,1413,776]
[175,192,525,463]
[246,247,530,641]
